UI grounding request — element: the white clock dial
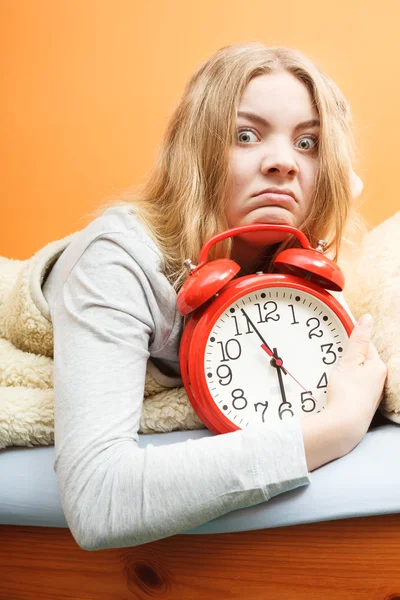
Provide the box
[204,286,348,427]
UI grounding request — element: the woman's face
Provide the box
[225,71,320,267]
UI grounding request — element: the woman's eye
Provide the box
[237,129,258,143]
[295,136,319,151]
[236,129,319,150]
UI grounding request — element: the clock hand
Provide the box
[240,309,290,377]
[260,343,287,372]
[240,309,292,379]
[272,347,294,419]
[261,345,322,410]
[261,344,308,391]
[240,309,274,356]
[240,308,317,409]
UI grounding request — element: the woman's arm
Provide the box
[48,233,313,551]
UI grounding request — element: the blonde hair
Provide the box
[89,42,366,290]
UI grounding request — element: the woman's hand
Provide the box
[301,314,387,472]
[325,313,388,448]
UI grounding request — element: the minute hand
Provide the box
[240,309,274,355]
[240,309,287,373]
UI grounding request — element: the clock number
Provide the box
[231,388,248,410]
[231,315,254,336]
[255,301,280,323]
[288,304,299,325]
[231,315,242,336]
[217,339,242,362]
[254,401,269,423]
[301,390,317,413]
[265,301,280,322]
[216,364,232,386]
[316,372,328,389]
[279,402,294,420]
[320,343,337,365]
[306,317,323,339]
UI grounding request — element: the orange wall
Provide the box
[2,0,399,258]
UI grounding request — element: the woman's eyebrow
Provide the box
[237,110,320,130]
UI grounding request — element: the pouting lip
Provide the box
[249,192,296,211]
[253,187,297,201]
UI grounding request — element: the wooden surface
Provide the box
[1,515,400,599]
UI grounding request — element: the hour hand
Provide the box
[260,344,286,372]
[273,347,294,419]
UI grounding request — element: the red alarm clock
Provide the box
[177,224,354,435]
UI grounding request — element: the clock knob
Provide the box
[315,240,328,252]
[183,258,197,273]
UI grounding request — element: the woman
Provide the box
[43,42,386,550]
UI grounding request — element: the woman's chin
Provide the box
[234,213,297,247]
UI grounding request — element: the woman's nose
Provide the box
[260,145,299,177]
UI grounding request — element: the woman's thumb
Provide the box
[345,314,374,365]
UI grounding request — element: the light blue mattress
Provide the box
[1,419,399,534]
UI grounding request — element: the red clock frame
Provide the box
[179,272,355,435]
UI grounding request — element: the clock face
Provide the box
[203,285,349,427]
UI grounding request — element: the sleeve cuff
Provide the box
[249,417,311,501]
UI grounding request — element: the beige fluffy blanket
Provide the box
[338,211,400,424]
[0,232,204,449]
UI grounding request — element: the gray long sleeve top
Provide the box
[42,205,311,550]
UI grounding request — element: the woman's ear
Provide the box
[350,168,364,200]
